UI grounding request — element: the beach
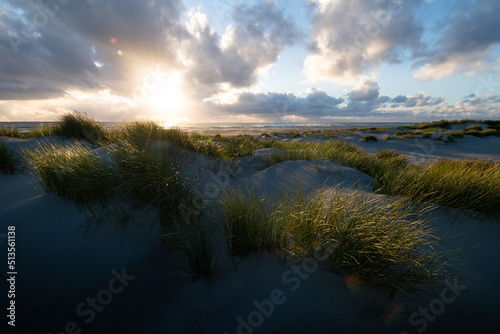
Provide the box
[1,120,500,334]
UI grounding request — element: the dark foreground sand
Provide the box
[1,128,500,333]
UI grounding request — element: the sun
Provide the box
[145,71,187,117]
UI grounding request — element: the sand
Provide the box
[1,130,500,334]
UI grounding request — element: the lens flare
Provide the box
[344,274,363,294]
[383,302,405,326]
[117,49,123,56]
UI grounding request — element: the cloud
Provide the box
[1,0,185,100]
[304,0,424,83]
[202,85,494,122]
[0,0,299,103]
[348,77,380,101]
[413,0,500,80]
[178,1,301,99]
[390,92,443,108]
[206,89,344,121]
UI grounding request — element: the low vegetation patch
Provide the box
[388,159,500,215]
[0,125,23,138]
[220,189,284,258]
[23,142,118,208]
[111,138,192,228]
[53,111,108,144]
[361,135,377,142]
[219,188,457,302]
[0,142,19,174]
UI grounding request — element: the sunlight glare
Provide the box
[146,71,187,117]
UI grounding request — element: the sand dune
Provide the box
[1,132,500,333]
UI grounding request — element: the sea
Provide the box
[1,121,414,136]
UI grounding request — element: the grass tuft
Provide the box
[54,111,108,144]
[219,188,457,301]
[0,142,19,174]
[0,125,23,138]
[361,135,378,142]
[388,159,500,215]
[220,188,283,258]
[111,138,192,228]
[179,222,218,281]
[22,142,118,208]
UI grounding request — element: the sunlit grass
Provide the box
[22,142,118,208]
[388,159,500,215]
[220,188,284,258]
[0,124,23,138]
[53,111,108,144]
[219,187,457,300]
[111,137,192,228]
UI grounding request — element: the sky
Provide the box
[1,0,500,124]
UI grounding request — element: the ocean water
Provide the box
[1,121,414,135]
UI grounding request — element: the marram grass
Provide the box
[110,137,193,228]
[388,159,500,215]
[22,142,118,208]
[219,188,458,300]
[0,142,19,174]
[220,188,284,258]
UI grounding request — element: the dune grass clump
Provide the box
[0,125,23,138]
[264,140,393,186]
[376,149,408,170]
[24,123,59,138]
[53,111,108,144]
[23,142,118,208]
[286,191,455,299]
[220,189,283,258]
[219,188,456,301]
[466,128,500,137]
[464,125,482,131]
[112,139,192,227]
[388,159,500,215]
[179,223,218,281]
[0,142,19,174]
[261,138,500,215]
[109,120,167,148]
[361,135,378,142]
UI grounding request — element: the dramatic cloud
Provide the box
[1,0,184,100]
[205,84,451,121]
[390,93,444,108]
[0,0,299,103]
[206,89,344,122]
[414,0,500,80]
[178,1,301,99]
[304,0,424,83]
[349,77,380,101]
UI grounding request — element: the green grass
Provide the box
[299,192,455,299]
[260,138,500,215]
[388,159,500,215]
[0,125,23,138]
[178,222,218,281]
[22,142,118,208]
[111,138,192,228]
[53,111,108,144]
[361,135,377,142]
[390,121,499,140]
[464,125,482,131]
[220,188,284,258]
[376,149,408,170]
[263,140,395,188]
[219,188,457,301]
[0,142,19,174]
